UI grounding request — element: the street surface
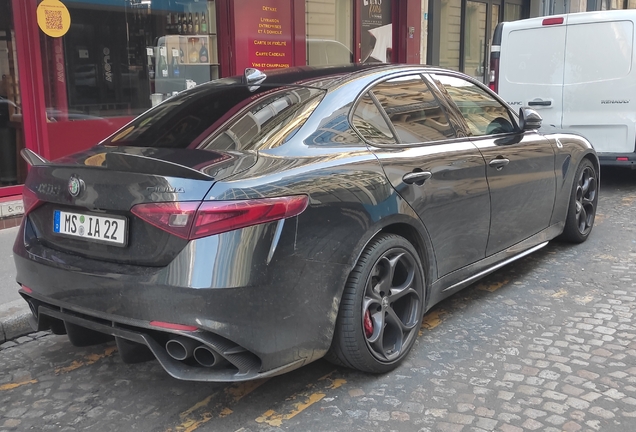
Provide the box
[1,167,635,432]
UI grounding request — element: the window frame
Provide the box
[425,72,521,139]
[349,71,466,148]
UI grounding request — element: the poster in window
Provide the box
[360,0,392,63]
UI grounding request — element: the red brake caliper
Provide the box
[364,309,374,338]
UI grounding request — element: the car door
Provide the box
[352,73,491,278]
[429,73,556,256]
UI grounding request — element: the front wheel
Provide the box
[559,158,598,243]
[327,233,425,373]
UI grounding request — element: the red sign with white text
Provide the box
[233,0,294,72]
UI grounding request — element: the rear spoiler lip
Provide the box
[21,148,49,167]
[21,148,218,181]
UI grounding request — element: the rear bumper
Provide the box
[13,217,350,381]
[598,152,636,168]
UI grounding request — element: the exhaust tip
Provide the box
[165,337,199,361]
[193,345,224,368]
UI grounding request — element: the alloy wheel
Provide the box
[574,165,597,236]
[362,248,422,362]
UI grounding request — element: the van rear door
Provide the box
[497,16,567,128]
[561,14,636,155]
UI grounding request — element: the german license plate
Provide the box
[53,210,127,246]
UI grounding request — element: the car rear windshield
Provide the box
[102,82,325,150]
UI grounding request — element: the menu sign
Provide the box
[234,0,293,71]
[360,0,392,63]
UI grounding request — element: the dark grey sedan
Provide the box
[14,64,598,382]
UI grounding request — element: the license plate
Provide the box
[53,210,127,246]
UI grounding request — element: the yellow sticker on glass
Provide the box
[37,0,71,38]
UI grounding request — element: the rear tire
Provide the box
[326,233,425,373]
[559,158,598,243]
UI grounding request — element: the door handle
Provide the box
[528,100,552,107]
[489,158,510,170]
[403,171,432,185]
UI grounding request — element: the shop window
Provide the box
[439,0,462,71]
[39,0,219,121]
[0,1,25,190]
[306,0,353,65]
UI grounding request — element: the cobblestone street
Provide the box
[1,167,635,432]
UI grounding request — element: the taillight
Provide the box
[22,186,43,215]
[489,48,500,93]
[131,195,309,240]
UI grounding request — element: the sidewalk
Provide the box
[0,226,32,343]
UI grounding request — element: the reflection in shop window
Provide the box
[38,0,218,120]
[305,0,353,65]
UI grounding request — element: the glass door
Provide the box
[462,0,500,83]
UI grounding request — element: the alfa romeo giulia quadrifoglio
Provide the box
[14,64,598,382]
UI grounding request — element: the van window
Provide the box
[431,74,515,137]
[565,21,633,84]
[370,75,455,144]
[505,27,565,85]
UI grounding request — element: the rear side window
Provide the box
[370,75,454,143]
[565,21,633,84]
[352,92,397,145]
[431,74,515,137]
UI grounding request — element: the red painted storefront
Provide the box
[1,0,421,203]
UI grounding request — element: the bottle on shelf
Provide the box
[166,12,172,34]
[171,48,180,78]
[201,13,208,34]
[158,46,169,78]
[187,13,193,35]
[188,39,199,63]
[199,38,208,63]
[176,14,182,35]
[194,13,200,34]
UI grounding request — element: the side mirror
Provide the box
[518,107,542,130]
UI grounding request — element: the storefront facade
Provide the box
[0,0,539,227]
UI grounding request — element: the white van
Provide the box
[490,11,636,167]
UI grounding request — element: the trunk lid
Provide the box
[23,146,257,266]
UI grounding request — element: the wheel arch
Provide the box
[344,215,438,311]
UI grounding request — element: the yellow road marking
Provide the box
[54,346,118,374]
[2,345,118,391]
[0,379,38,391]
[476,279,509,293]
[552,289,568,298]
[168,378,270,432]
[255,372,346,427]
[421,309,447,331]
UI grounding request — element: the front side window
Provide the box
[431,74,515,137]
[370,75,455,144]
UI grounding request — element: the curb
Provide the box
[0,298,33,343]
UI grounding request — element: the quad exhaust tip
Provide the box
[165,337,228,368]
[165,336,199,361]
